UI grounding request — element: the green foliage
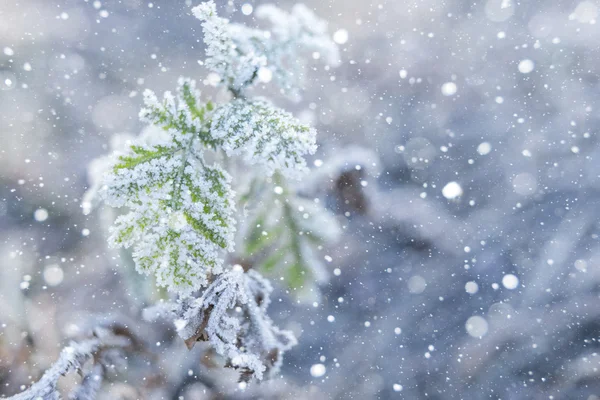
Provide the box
[93,2,340,299]
[210,98,317,179]
[102,79,237,295]
[242,181,341,293]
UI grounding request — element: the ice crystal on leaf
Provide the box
[145,268,296,381]
[268,196,340,290]
[139,78,217,148]
[102,79,236,295]
[83,127,171,216]
[96,0,339,296]
[211,98,317,178]
[82,0,339,383]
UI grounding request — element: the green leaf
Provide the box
[106,152,237,295]
[140,78,218,148]
[246,182,341,292]
[102,79,238,296]
[210,98,317,178]
[114,145,175,172]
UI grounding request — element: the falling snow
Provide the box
[2,0,599,398]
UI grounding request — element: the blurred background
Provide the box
[3,0,600,398]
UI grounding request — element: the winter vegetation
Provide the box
[3,1,340,398]
[3,0,600,399]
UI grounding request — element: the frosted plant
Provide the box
[192,0,339,95]
[8,323,135,400]
[145,267,296,381]
[242,182,341,296]
[102,78,237,295]
[210,98,317,178]
[76,0,338,384]
[82,127,170,217]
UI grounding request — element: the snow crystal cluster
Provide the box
[144,268,296,381]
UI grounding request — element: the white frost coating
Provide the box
[82,127,170,215]
[8,340,99,400]
[68,364,104,400]
[192,1,339,94]
[101,78,237,296]
[144,269,297,381]
[139,78,212,146]
[103,154,236,295]
[192,1,265,92]
[81,1,331,381]
[82,133,135,215]
[211,98,317,179]
[255,3,340,66]
[8,328,130,400]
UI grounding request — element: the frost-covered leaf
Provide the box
[82,133,136,216]
[104,150,236,295]
[242,185,341,293]
[192,1,339,94]
[139,78,217,148]
[192,1,265,93]
[211,98,317,179]
[145,268,296,381]
[101,79,236,296]
[277,196,341,289]
[83,127,173,216]
[8,340,100,400]
[255,3,341,71]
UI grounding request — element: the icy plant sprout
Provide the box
[98,0,339,380]
[9,1,340,396]
[100,1,340,297]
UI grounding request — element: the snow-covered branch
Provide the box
[8,326,134,400]
[144,268,296,381]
